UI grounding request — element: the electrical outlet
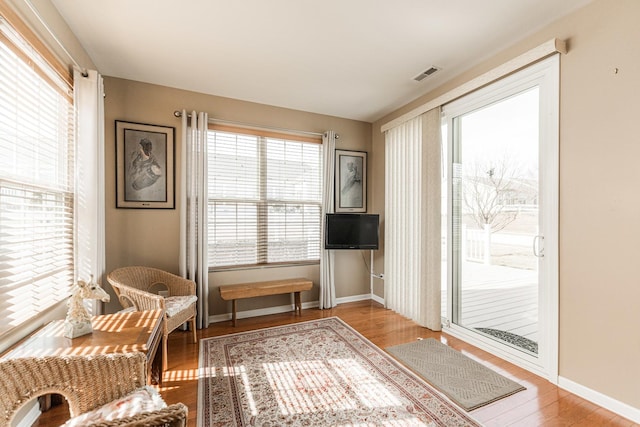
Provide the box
[158,290,169,297]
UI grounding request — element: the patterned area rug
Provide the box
[386,338,525,411]
[198,317,482,426]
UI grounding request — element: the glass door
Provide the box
[442,55,559,376]
[452,88,540,355]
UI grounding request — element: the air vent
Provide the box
[413,66,440,82]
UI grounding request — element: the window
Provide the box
[0,16,75,337]
[208,127,322,269]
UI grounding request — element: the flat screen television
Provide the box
[324,213,379,250]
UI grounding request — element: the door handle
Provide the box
[533,235,544,258]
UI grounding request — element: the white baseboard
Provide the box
[209,300,320,324]
[370,293,384,305]
[209,294,374,324]
[558,376,640,423]
[335,293,373,304]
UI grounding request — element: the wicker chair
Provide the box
[107,266,198,371]
[0,352,187,427]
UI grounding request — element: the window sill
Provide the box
[210,260,320,273]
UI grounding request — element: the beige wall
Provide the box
[103,77,373,315]
[371,0,640,410]
[9,0,639,413]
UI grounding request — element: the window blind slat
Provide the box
[0,15,74,338]
[208,131,322,268]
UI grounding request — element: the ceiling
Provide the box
[51,0,591,123]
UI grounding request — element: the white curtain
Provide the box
[384,108,441,330]
[74,69,106,314]
[179,110,209,328]
[319,131,337,309]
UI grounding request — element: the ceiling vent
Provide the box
[413,66,440,82]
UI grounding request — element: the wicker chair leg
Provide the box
[162,334,168,371]
[190,317,197,343]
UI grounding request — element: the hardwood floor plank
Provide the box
[32,301,636,427]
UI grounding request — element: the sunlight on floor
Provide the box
[201,360,432,424]
[334,420,430,427]
[162,368,198,382]
[201,364,259,415]
[262,358,402,416]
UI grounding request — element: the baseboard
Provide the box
[558,376,640,423]
[335,293,373,304]
[209,294,374,324]
[209,301,320,324]
[370,293,384,305]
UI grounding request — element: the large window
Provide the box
[208,128,322,269]
[0,15,75,337]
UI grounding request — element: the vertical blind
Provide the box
[384,109,442,330]
[0,16,75,337]
[207,127,322,268]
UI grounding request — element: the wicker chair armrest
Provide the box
[0,353,147,423]
[118,294,138,310]
[112,284,165,311]
[163,276,196,297]
[86,403,188,427]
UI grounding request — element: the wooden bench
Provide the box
[218,278,313,326]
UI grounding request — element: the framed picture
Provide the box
[116,120,175,209]
[335,149,367,212]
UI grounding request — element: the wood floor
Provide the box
[34,300,636,426]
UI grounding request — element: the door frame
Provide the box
[442,55,559,381]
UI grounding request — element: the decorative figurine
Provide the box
[63,275,110,339]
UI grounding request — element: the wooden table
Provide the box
[2,309,164,385]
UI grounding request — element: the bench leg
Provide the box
[294,291,302,315]
[232,299,237,327]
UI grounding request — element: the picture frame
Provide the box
[335,149,367,212]
[116,120,175,209]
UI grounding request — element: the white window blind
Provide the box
[208,128,322,269]
[0,16,75,337]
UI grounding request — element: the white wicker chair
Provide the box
[107,266,198,371]
[0,352,187,427]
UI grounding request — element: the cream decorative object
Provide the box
[63,276,110,339]
[0,352,187,427]
[107,266,197,370]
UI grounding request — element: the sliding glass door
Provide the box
[442,56,559,377]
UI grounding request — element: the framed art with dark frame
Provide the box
[335,149,367,213]
[116,120,175,209]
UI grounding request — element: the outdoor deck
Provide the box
[442,260,538,349]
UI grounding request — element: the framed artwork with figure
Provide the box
[335,149,367,213]
[116,120,175,209]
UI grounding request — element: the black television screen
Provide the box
[325,213,379,250]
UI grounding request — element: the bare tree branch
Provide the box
[462,154,524,233]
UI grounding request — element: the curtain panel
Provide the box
[179,110,210,328]
[384,108,441,330]
[319,131,337,309]
[74,69,106,314]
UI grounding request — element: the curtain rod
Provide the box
[22,0,88,77]
[173,110,336,139]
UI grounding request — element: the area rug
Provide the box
[198,317,482,426]
[386,338,525,411]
